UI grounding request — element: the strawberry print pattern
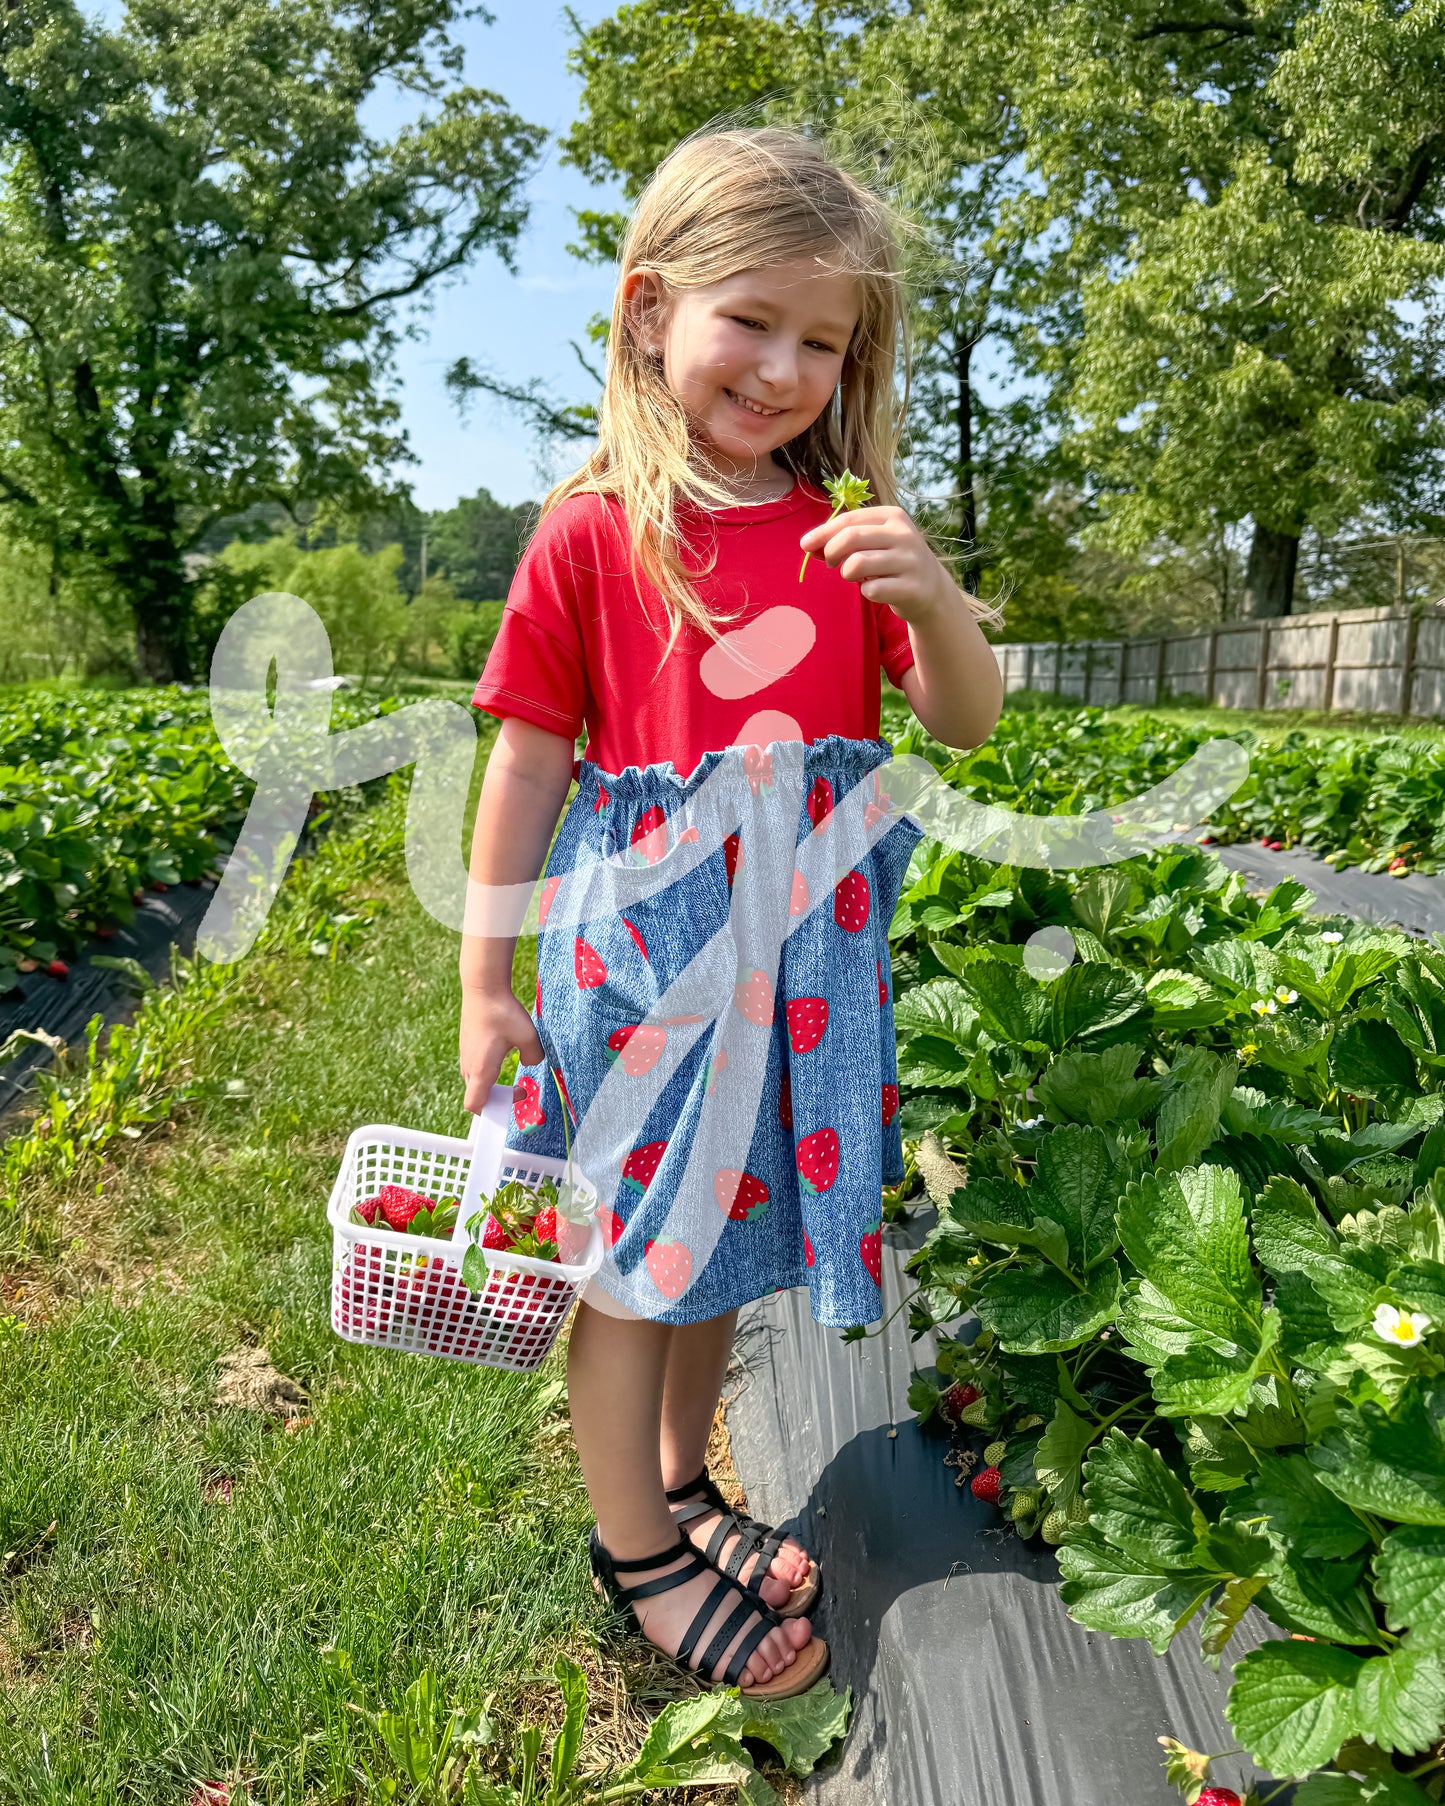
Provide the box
[502,738,919,1329]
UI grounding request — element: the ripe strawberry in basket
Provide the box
[351,1184,460,1238]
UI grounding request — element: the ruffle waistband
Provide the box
[576,734,895,805]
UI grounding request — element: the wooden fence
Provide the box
[993,601,1445,717]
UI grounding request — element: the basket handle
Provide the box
[451,1085,512,1246]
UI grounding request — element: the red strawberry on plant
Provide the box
[790,869,809,916]
[971,1465,1002,1506]
[939,1381,980,1424]
[631,805,668,864]
[644,1237,692,1298]
[803,1229,815,1268]
[796,1127,839,1195]
[778,1069,793,1130]
[733,968,774,1026]
[807,776,834,828]
[859,1218,882,1286]
[539,875,561,925]
[513,1075,546,1132]
[622,1141,668,1196]
[833,870,870,932]
[714,1169,770,1222]
[95,924,117,940]
[786,996,828,1053]
[1195,1792,1242,1806]
[877,958,888,1007]
[606,1023,666,1076]
[724,831,743,887]
[575,936,608,989]
[882,1083,899,1127]
[623,917,649,960]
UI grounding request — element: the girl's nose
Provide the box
[755,343,800,392]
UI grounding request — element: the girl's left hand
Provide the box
[798,505,954,622]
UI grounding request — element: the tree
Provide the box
[424,487,536,600]
[1011,0,1445,616]
[0,0,544,681]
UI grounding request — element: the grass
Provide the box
[0,745,748,1804]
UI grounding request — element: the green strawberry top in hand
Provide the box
[799,469,874,582]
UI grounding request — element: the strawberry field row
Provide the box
[0,686,393,991]
[889,726,1445,1801]
[902,703,1445,877]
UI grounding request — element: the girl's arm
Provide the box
[798,506,1004,749]
[459,715,577,1114]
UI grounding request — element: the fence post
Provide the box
[1155,636,1166,706]
[1323,612,1341,713]
[1205,627,1218,706]
[1402,607,1421,719]
[1084,640,1095,704]
[1054,639,1063,697]
[1255,622,1270,711]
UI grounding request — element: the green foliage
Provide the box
[0,683,405,980]
[0,0,543,680]
[305,1648,849,1804]
[892,706,1445,1793]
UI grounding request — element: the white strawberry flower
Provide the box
[1018,1114,1045,1130]
[1251,999,1278,1016]
[1321,931,1344,945]
[1274,986,1299,1005]
[1374,1302,1432,1348]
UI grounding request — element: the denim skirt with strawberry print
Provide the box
[503,734,921,1329]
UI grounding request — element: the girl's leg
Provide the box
[659,1307,811,1600]
[566,1297,811,1684]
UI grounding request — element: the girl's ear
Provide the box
[621,268,668,358]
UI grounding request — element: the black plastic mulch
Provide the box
[729,1211,1279,1806]
[0,880,218,1120]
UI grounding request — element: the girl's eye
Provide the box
[733,317,766,331]
[807,341,840,354]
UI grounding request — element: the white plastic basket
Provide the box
[327,1086,603,1372]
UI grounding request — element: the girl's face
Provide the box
[629,259,860,471]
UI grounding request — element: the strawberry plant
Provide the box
[0,684,399,988]
[887,801,1445,1793]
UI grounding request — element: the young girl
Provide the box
[459,128,1002,1701]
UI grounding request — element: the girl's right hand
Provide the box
[460,987,545,1115]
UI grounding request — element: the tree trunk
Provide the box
[128,546,195,683]
[956,335,977,555]
[1242,521,1299,619]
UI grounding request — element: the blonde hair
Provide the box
[543,127,909,647]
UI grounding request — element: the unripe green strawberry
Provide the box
[983,1440,1008,1466]
[1040,1509,1069,1545]
[1016,1413,1044,1431]
[973,1328,995,1352]
[1010,1487,1043,1522]
[958,1397,992,1427]
[1067,1495,1090,1524]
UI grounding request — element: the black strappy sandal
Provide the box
[664,1469,822,1619]
[588,1527,829,1700]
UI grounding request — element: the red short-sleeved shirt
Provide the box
[471,481,916,777]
